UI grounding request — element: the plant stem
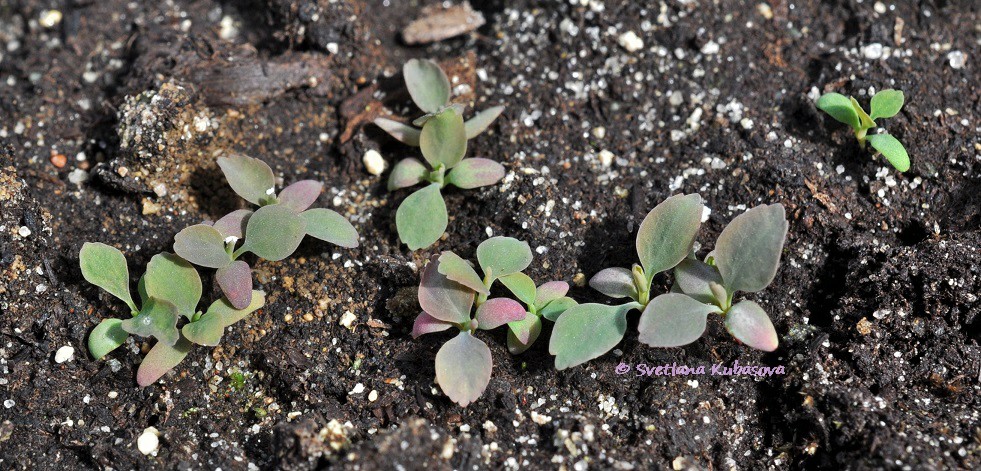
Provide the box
[855,127,869,148]
[476,271,493,307]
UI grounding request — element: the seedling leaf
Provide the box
[637,293,722,348]
[849,97,876,129]
[212,209,253,239]
[435,331,492,407]
[446,158,506,189]
[419,255,474,324]
[217,154,276,205]
[80,242,137,312]
[475,298,526,330]
[714,204,788,294]
[241,204,306,261]
[539,296,577,322]
[636,193,703,282]
[388,158,428,191]
[868,134,910,172]
[215,260,253,309]
[374,117,422,146]
[396,183,447,250]
[673,258,724,305]
[120,298,180,346]
[589,267,637,299]
[549,303,635,370]
[143,253,201,319]
[302,208,360,248]
[464,105,505,138]
[183,291,265,346]
[507,313,541,354]
[412,312,454,338]
[724,300,779,351]
[404,59,451,113]
[437,252,489,295]
[137,337,192,387]
[476,236,532,280]
[420,109,467,169]
[869,89,904,120]
[174,224,232,268]
[499,272,537,305]
[535,281,569,307]
[278,180,323,212]
[181,313,224,346]
[816,93,860,130]
[88,318,128,360]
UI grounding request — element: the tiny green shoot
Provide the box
[816,89,910,172]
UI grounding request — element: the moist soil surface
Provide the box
[1,0,978,469]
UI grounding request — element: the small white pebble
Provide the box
[700,40,720,55]
[108,391,118,399]
[137,427,160,455]
[349,383,365,395]
[54,345,75,364]
[862,43,883,60]
[368,390,379,402]
[618,31,644,53]
[947,51,966,70]
[363,149,386,176]
[597,150,614,167]
[39,10,62,28]
[17,226,31,238]
[591,126,606,139]
[326,42,339,55]
[874,2,887,14]
[339,310,357,330]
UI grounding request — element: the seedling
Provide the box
[80,243,264,386]
[373,58,505,147]
[388,107,507,249]
[498,274,577,354]
[816,89,910,172]
[638,204,787,351]
[411,247,528,406]
[548,194,704,369]
[174,154,359,308]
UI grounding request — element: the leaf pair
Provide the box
[639,204,788,352]
[373,59,505,147]
[412,253,526,406]
[549,194,705,369]
[499,275,577,354]
[175,155,360,307]
[816,89,910,172]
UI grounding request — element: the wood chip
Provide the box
[402,2,485,45]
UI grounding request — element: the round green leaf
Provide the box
[418,255,474,324]
[80,242,136,312]
[535,281,569,307]
[714,204,788,294]
[637,293,722,348]
[181,314,224,347]
[302,208,359,248]
[419,109,467,169]
[435,331,492,407]
[278,180,323,213]
[412,312,454,339]
[120,298,179,346]
[217,154,276,205]
[209,290,266,327]
[88,318,129,360]
[211,209,253,239]
[241,204,307,261]
[816,93,860,130]
[437,251,488,295]
[137,337,192,387]
[173,224,232,269]
[215,261,253,309]
[475,298,526,330]
[403,59,451,113]
[396,184,447,250]
[475,236,532,280]
[867,133,910,172]
[445,158,505,189]
[507,313,541,354]
[636,193,704,281]
[499,272,536,306]
[388,158,428,191]
[143,253,201,319]
[374,117,422,146]
[539,296,577,322]
[464,105,505,139]
[724,300,779,352]
[589,267,637,299]
[673,258,724,306]
[548,303,637,370]
[869,89,904,121]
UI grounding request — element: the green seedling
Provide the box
[373,58,505,147]
[548,194,704,369]
[174,154,359,308]
[816,89,910,172]
[80,243,264,386]
[499,275,577,354]
[412,237,534,406]
[639,204,787,352]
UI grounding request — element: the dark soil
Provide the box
[1,0,978,469]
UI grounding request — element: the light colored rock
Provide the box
[363,149,386,176]
[54,346,74,364]
[597,150,614,167]
[618,31,644,53]
[137,427,160,455]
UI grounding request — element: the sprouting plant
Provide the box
[638,204,787,352]
[173,154,359,308]
[373,58,505,147]
[548,194,704,369]
[411,236,538,405]
[80,243,264,386]
[497,274,577,354]
[816,89,910,172]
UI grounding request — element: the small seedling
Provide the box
[411,250,528,406]
[816,89,910,172]
[80,243,264,386]
[174,154,359,308]
[638,204,788,352]
[388,107,507,249]
[548,194,704,369]
[498,274,577,354]
[373,58,505,147]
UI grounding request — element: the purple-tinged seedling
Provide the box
[498,274,577,354]
[816,89,909,172]
[174,154,359,308]
[411,253,526,406]
[549,194,704,369]
[80,243,265,386]
[638,204,788,352]
[373,58,505,147]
